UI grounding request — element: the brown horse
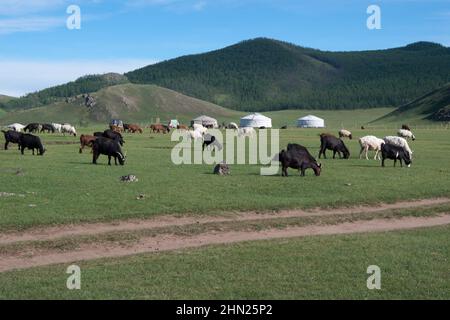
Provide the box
[79,135,97,154]
[150,124,170,134]
[177,124,189,131]
[128,124,143,133]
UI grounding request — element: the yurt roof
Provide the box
[193,115,218,122]
[241,113,271,120]
[298,115,323,121]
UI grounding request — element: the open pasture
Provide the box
[1,122,450,232]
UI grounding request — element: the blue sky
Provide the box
[1,0,449,96]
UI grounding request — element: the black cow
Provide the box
[103,130,125,146]
[40,124,55,133]
[381,143,412,168]
[92,137,126,166]
[2,130,23,150]
[19,134,45,155]
[319,134,350,159]
[24,123,41,133]
[277,143,322,177]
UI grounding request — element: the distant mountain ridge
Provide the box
[2,38,450,113]
[126,38,450,111]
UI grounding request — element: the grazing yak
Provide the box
[79,135,97,154]
[40,124,55,134]
[19,134,45,155]
[24,123,41,133]
[277,143,322,177]
[102,129,124,146]
[359,136,385,160]
[381,143,412,168]
[319,134,350,159]
[92,137,126,166]
[339,129,353,140]
[2,130,23,150]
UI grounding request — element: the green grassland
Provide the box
[0,225,448,299]
[0,122,449,232]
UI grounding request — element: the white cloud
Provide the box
[0,59,158,97]
[0,16,64,34]
[0,0,66,16]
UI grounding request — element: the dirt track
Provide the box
[1,198,450,273]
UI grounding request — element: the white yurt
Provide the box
[191,115,219,128]
[240,113,272,128]
[297,115,325,128]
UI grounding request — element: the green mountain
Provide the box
[0,94,16,103]
[0,73,129,111]
[126,38,450,111]
[0,84,242,125]
[375,83,450,124]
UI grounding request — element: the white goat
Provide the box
[384,136,413,157]
[359,136,385,160]
[61,124,77,137]
[7,123,25,132]
[398,129,416,141]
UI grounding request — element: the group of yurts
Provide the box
[2,112,416,175]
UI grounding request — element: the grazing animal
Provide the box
[319,134,350,159]
[127,124,143,134]
[177,124,189,131]
[52,123,62,133]
[277,143,322,177]
[19,134,45,155]
[384,136,413,157]
[103,130,125,146]
[193,124,208,135]
[24,123,41,133]
[398,129,416,141]
[402,124,411,131]
[61,124,77,137]
[359,136,385,160]
[339,129,353,140]
[228,122,239,130]
[150,124,170,134]
[381,143,412,168]
[2,130,23,150]
[92,137,126,166]
[238,127,255,138]
[123,124,131,133]
[40,124,55,134]
[202,134,223,151]
[79,135,97,154]
[7,123,25,132]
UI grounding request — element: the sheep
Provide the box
[238,127,255,138]
[187,129,204,141]
[359,136,385,160]
[6,123,25,132]
[398,129,416,141]
[193,124,208,135]
[384,136,413,157]
[61,124,77,137]
[339,129,353,140]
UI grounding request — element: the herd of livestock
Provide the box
[1,121,416,174]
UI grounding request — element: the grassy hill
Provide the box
[0,94,16,103]
[0,84,242,126]
[126,38,450,111]
[374,83,450,125]
[0,73,129,111]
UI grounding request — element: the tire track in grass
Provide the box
[1,197,449,245]
[1,214,450,273]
